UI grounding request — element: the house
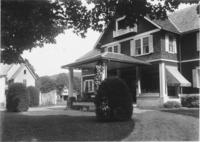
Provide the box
[62,4,200,107]
[0,63,37,107]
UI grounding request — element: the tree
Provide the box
[36,76,56,93]
[1,0,198,64]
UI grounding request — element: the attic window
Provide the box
[24,70,26,75]
[113,16,137,37]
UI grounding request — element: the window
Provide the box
[24,70,26,75]
[113,16,137,37]
[105,44,120,53]
[143,37,149,54]
[135,39,141,55]
[108,47,112,52]
[192,67,200,88]
[23,79,27,86]
[114,45,119,53]
[165,34,177,54]
[84,80,94,93]
[132,35,153,56]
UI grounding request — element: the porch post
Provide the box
[68,67,74,108]
[102,62,107,80]
[136,66,141,96]
[159,62,167,104]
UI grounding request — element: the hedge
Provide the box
[181,95,199,108]
[6,83,29,112]
[27,86,40,107]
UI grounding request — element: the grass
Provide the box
[0,107,199,141]
[1,109,134,141]
[161,108,199,118]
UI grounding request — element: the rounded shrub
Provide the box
[6,83,29,112]
[163,101,181,108]
[27,86,40,107]
[95,77,133,121]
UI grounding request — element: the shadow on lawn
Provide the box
[161,108,199,118]
[1,111,135,141]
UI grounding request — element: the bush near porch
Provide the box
[181,95,199,108]
[95,77,133,121]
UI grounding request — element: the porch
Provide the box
[62,50,191,108]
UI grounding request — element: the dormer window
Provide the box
[113,16,137,37]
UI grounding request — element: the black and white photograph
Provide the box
[0,0,199,141]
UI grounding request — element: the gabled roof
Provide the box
[169,4,199,33]
[0,63,38,79]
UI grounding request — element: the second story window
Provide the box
[135,39,141,55]
[131,35,153,56]
[24,69,26,75]
[143,37,149,54]
[165,34,177,54]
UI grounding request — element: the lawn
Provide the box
[0,107,199,141]
[161,108,199,118]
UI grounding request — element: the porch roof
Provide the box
[62,50,150,69]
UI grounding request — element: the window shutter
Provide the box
[165,34,169,52]
[197,32,199,51]
[149,35,154,53]
[84,81,86,92]
[92,80,94,92]
[193,68,200,88]
[173,38,177,53]
[130,39,135,56]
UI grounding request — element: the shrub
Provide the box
[163,101,181,108]
[95,77,133,121]
[27,86,40,107]
[6,83,29,112]
[181,95,199,108]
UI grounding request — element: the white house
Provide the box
[0,63,37,107]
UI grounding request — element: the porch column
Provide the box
[102,62,107,80]
[68,67,74,108]
[136,66,141,96]
[159,62,167,104]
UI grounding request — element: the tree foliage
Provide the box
[1,0,199,63]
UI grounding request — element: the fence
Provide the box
[39,90,57,106]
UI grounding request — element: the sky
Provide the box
[22,29,100,76]
[22,3,194,77]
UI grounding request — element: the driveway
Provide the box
[0,106,199,141]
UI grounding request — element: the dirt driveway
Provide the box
[0,106,199,141]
